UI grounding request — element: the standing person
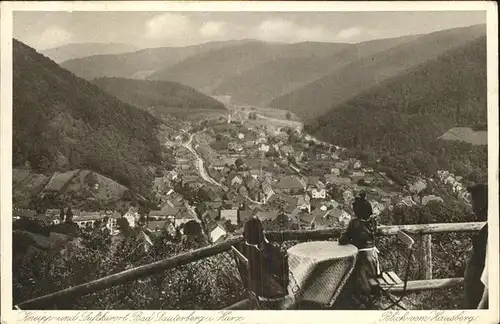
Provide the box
[478,245,488,309]
[239,218,287,299]
[463,184,488,309]
[339,191,380,295]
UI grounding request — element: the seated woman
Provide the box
[238,218,288,299]
[338,192,380,299]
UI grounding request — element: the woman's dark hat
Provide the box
[357,191,367,199]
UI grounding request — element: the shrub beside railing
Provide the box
[15,222,485,310]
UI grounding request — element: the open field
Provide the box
[439,127,487,145]
[152,106,228,125]
[229,104,303,132]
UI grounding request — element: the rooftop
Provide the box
[273,176,306,190]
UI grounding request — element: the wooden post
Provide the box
[420,234,433,280]
[16,222,484,309]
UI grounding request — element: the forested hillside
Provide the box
[307,36,487,182]
[41,42,138,63]
[13,39,163,196]
[92,77,226,111]
[60,40,257,81]
[149,41,350,93]
[270,24,486,122]
[214,34,421,106]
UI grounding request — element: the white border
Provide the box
[1,2,498,324]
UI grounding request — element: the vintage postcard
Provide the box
[1,1,498,324]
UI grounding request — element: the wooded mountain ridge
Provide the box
[306,36,487,183]
[13,39,163,197]
[41,42,138,63]
[92,77,226,111]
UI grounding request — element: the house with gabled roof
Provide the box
[280,145,294,156]
[245,177,260,190]
[370,201,387,216]
[351,171,366,178]
[297,194,311,212]
[238,209,253,224]
[311,188,326,199]
[273,175,306,194]
[422,195,444,205]
[343,189,355,203]
[307,176,321,187]
[149,205,180,220]
[261,182,275,203]
[283,203,296,215]
[209,223,227,244]
[175,211,197,228]
[279,194,297,206]
[334,161,349,170]
[298,212,316,228]
[324,174,351,185]
[230,175,244,187]
[255,210,279,222]
[212,158,236,171]
[409,179,427,194]
[13,209,37,220]
[238,186,249,197]
[146,220,170,233]
[220,209,238,225]
[330,168,341,176]
[399,196,417,207]
[328,208,351,227]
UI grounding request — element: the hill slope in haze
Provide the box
[270,24,486,122]
[149,41,350,93]
[41,42,138,63]
[213,34,421,106]
[60,40,257,81]
[307,36,487,182]
[13,39,163,196]
[92,77,226,111]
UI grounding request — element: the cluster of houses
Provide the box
[13,207,122,233]
[184,120,416,242]
[15,117,467,250]
[436,170,469,201]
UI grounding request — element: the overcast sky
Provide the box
[14,11,486,50]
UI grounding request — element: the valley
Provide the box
[11,18,490,312]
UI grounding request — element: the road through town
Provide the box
[183,132,222,188]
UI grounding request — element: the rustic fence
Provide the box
[15,221,485,310]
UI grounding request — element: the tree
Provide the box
[235,158,244,168]
[66,207,74,223]
[59,207,65,221]
[117,217,131,234]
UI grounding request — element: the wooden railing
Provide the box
[16,221,485,309]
